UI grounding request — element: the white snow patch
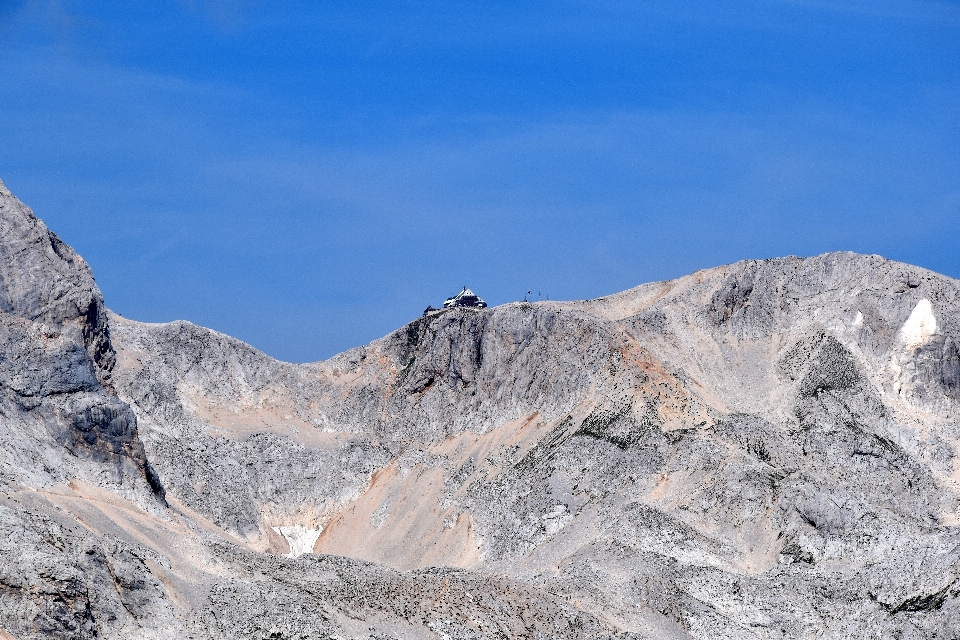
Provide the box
[897,299,937,348]
[852,310,864,328]
[272,525,322,558]
[541,504,572,536]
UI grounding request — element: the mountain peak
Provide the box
[2,176,960,639]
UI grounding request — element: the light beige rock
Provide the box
[2,176,960,639]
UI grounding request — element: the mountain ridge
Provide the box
[1,178,959,639]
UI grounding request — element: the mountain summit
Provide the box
[1,179,959,639]
[444,287,488,309]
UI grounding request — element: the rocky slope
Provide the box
[1,177,959,639]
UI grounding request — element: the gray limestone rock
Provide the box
[2,176,960,639]
[0,180,114,384]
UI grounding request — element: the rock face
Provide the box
[0,179,169,640]
[2,177,960,639]
[0,179,165,494]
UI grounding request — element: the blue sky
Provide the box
[1,1,958,362]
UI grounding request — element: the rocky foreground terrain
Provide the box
[1,177,960,639]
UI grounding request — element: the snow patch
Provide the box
[852,311,864,328]
[897,299,937,348]
[542,504,572,536]
[272,525,322,558]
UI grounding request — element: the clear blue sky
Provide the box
[1,1,958,362]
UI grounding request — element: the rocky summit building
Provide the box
[443,287,488,309]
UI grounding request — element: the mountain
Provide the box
[1,177,959,639]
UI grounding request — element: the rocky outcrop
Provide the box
[2,177,960,639]
[0,180,170,639]
[0,180,114,384]
[0,179,162,500]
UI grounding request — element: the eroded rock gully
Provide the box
[1,177,960,638]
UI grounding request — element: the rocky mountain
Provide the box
[1,177,959,639]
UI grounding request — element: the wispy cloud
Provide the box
[177,0,260,32]
[1,2,957,360]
